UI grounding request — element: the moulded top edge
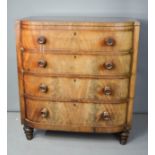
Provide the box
[17,16,140,27]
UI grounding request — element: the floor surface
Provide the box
[7,112,148,155]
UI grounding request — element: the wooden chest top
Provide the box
[20,16,140,26]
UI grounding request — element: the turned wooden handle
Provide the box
[104,62,114,70]
[37,36,46,44]
[101,112,111,121]
[38,59,47,68]
[103,86,112,96]
[40,108,48,118]
[105,38,115,46]
[39,83,48,93]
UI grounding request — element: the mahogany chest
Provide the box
[16,17,140,144]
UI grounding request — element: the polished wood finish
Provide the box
[23,125,34,140]
[16,21,25,124]
[16,17,140,144]
[127,24,140,129]
[23,52,131,76]
[21,29,133,51]
[24,75,129,101]
[119,129,130,145]
[26,99,126,128]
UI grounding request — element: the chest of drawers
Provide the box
[16,17,140,144]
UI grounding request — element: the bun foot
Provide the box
[119,130,129,145]
[23,125,34,140]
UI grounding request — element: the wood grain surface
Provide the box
[26,99,127,128]
[23,52,131,76]
[16,18,140,138]
[21,29,133,51]
[24,75,129,101]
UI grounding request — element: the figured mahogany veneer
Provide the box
[21,29,133,51]
[24,75,129,101]
[16,17,140,144]
[26,99,127,129]
[23,52,131,76]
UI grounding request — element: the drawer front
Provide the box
[26,99,127,127]
[24,75,129,101]
[21,29,133,51]
[95,103,126,127]
[23,52,131,76]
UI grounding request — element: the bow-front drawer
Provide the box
[23,52,131,76]
[24,75,129,102]
[21,28,133,52]
[25,99,127,131]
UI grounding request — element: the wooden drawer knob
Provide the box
[103,86,112,96]
[101,112,111,121]
[40,108,48,118]
[104,62,114,70]
[105,38,115,46]
[37,36,46,44]
[38,59,47,68]
[39,83,48,93]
